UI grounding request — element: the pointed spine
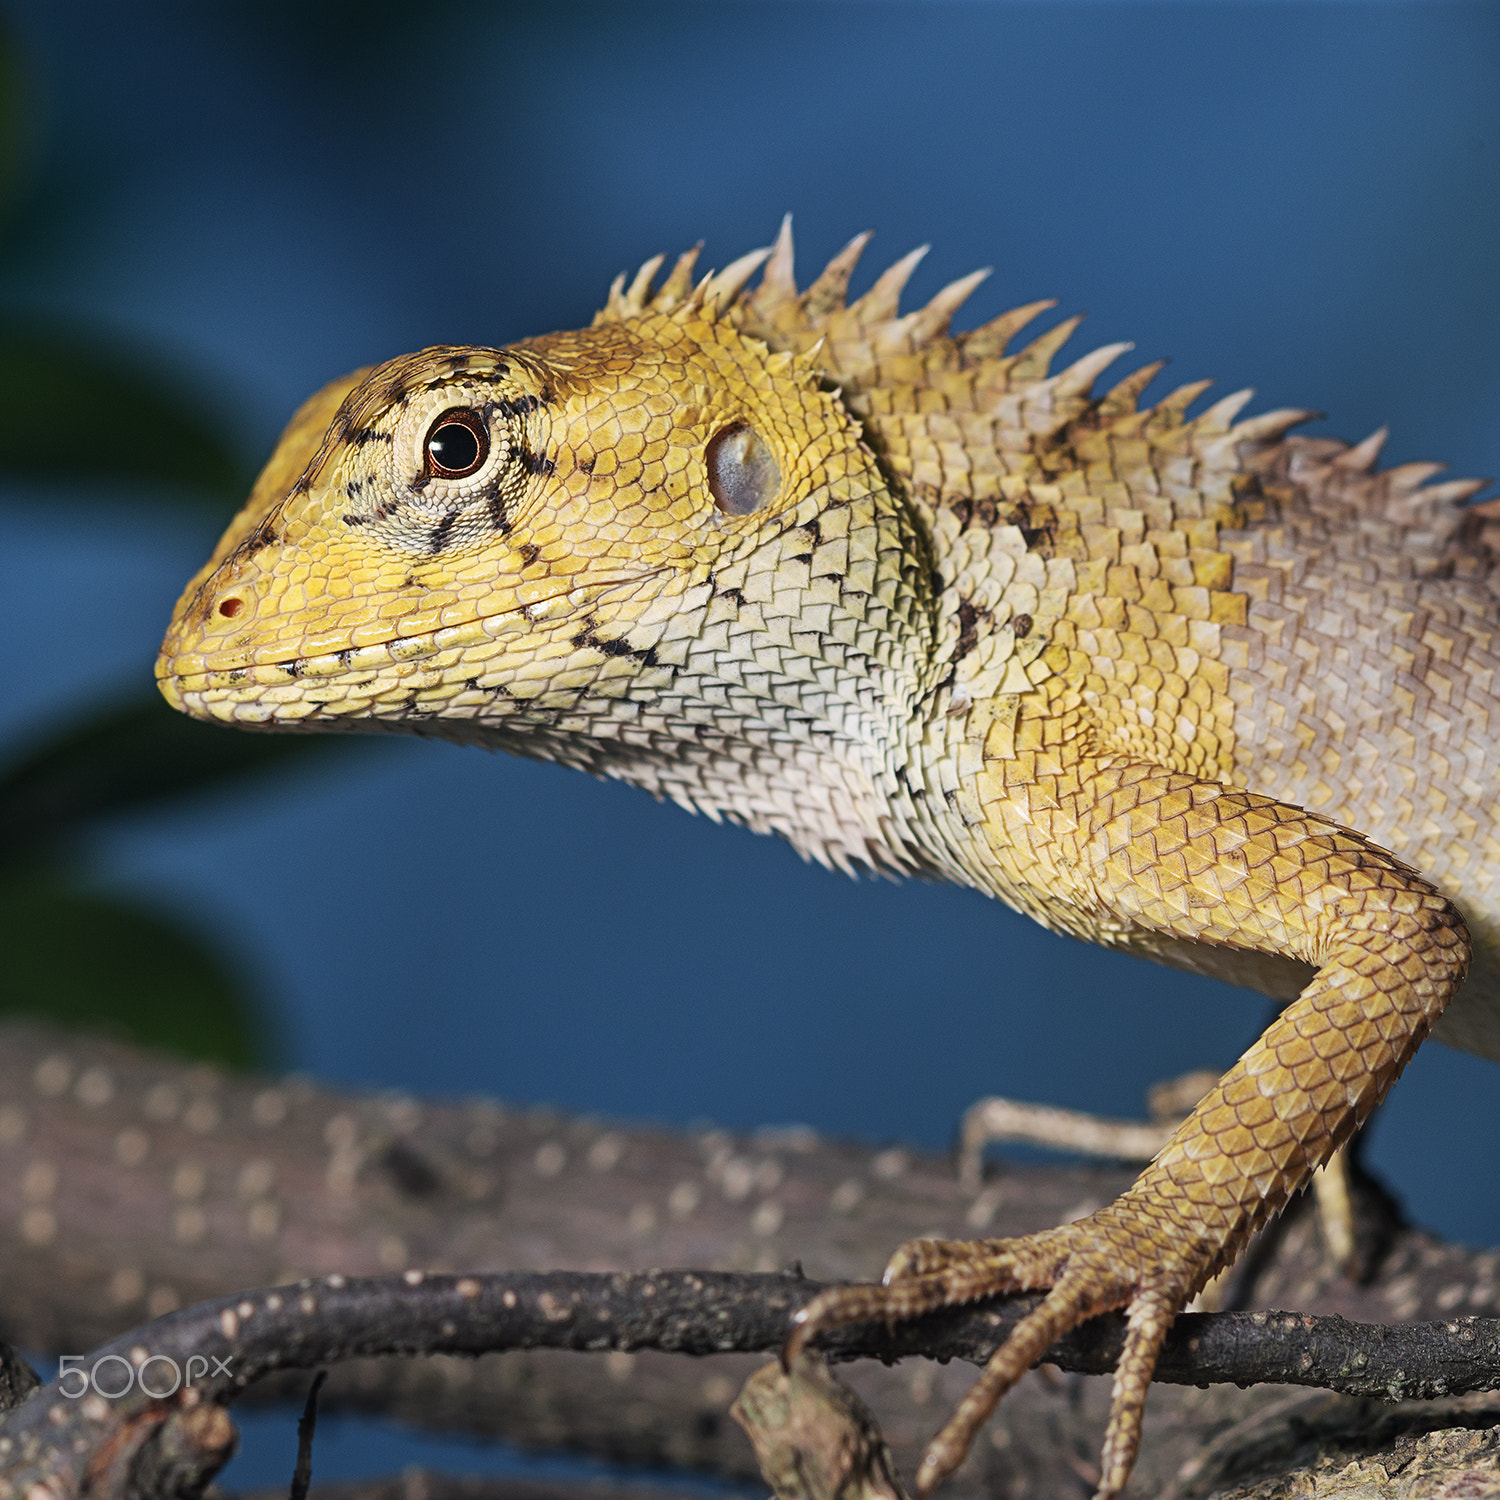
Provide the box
[1193,388,1256,435]
[1384,461,1447,493]
[885,268,992,351]
[703,246,773,309]
[758,214,797,305]
[624,254,665,312]
[1334,426,1388,472]
[658,245,703,304]
[1229,408,1318,446]
[1097,360,1167,419]
[1421,477,1489,506]
[849,245,929,326]
[802,231,874,318]
[1054,341,1132,400]
[961,299,1058,362]
[1009,313,1083,382]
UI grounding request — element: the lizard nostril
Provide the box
[217,597,244,619]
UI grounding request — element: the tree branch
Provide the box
[2,1265,1499,1500]
[1,1021,1498,1500]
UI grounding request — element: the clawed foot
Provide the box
[787,1211,1201,1499]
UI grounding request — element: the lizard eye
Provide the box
[424,409,489,479]
[707,423,780,516]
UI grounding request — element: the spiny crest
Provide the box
[595,218,1251,456]
[594,220,1489,528]
[1279,423,1490,554]
[593,242,773,325]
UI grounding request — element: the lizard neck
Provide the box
[470,473,949,878]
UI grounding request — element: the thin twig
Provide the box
[289,1372,327,1500]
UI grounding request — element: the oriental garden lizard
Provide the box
[158,221,1499,1498]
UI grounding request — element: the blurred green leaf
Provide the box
[0,22,28,222]
[0,691,352,863]
[0,317,247,503]
[0,869,271,1069]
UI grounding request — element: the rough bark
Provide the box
[0,1022,1496,1498]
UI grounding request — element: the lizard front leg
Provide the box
[789,759,1469,1498]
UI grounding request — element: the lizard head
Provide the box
[158,280,935,867]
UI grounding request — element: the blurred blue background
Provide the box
[2,0,1497,1274]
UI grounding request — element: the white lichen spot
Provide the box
[829,1179,864,1215]
[247,1201,281,1240]
[538,1291,572,1322]
[753,1160,784,1193]
[502,1290,518,1309]
[81,1395,109,1424]
[701,1374,736,1406]
[219,1307,239,1339]
[237,1300,256,1320]
[533,1141,566,1178]
[326,1274,347,1289]
[183,1098,221,1134]
[265,1293,283,1312]
[383,1096,422,1133]
[109,1268,145,1305]
[668,1182,701,1219]
[114,1127,149,1167]
[33,1055,73,1098]
[20,1207,56,1246]
[142,1082,180,1121]
[403,1268,425,1286]
[698,1128,733,1158]
[237,1158,276,1199]
[750,1201,784,1237]
[456,1278,481,1299]
[250,1089,288,1127]
[0,1105,28,1145]
[172,1163,207,1200]
[174,1206,207,1245]
[719,1157,755,1202]
[22,1161,57,1200]
[628,1203,659,1237]
[754,1123,821,1152]
[74,1067,114,1108]
[587,1134,624,1173]
[871,1148,909,1181]
[299,1294,317,1314]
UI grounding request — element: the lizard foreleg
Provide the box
[792,761,1469,1497]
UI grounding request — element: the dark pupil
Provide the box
[427,421,481,475]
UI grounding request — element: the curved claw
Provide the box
[913,1278,1094,1496]
[787,1221,1185,1499]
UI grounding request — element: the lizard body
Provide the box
[158,223,1495,1496]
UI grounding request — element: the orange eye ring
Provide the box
[424,408,490,479]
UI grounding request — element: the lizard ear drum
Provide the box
[707,423,780,516]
